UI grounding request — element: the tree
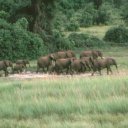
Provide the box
[93,0,102,10]
[10,0,56,37]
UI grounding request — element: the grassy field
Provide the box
[0,74,128,128]
[64,25,112,39]
[0,24,128,127]
[0,46,128,128]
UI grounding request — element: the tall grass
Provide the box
[0,75,128,127]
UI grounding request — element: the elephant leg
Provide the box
[107,68,109,75]
[91,69,96,76]
[98,70,102,75]
[4,69,8,77]
[109,67,113,74]
[42,67,45,73]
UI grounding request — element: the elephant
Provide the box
[89,57,118,76]
[0,60,13,76]
[16,59,30,68]
[66,50,76,58]
[53,50,76,60]
[105,57,118,73]
[95,50,103,59]
[80,57,92,71]
[13,64,25,74]
[70,59,86,74]
[80,50,103,59]
[52,51,67,60]
[37,54,55,73]
[54,58,75,74]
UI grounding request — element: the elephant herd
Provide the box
[37,50,118,76]
[0,60,30,77]
[0,50,118,77]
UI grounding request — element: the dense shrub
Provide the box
[0,11,10,20]
[97,3,112,25]
[104,26,128,44]
[68,33,89,47]
[86,36,105,47]
[68,33,104,48]
[79,4,97,27]
[52,29,74,50]
[65,19,79,31]
[121,3,128,25]
[0,18,47,61]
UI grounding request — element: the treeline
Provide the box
[0,0,128,60]
[54,0,128,31]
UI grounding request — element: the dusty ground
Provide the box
[3,69,127,80]
[8,72,91,79]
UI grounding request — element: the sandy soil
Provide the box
[4,69,127,80]
[8,71,91,79]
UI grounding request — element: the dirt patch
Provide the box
[0,69,127,80]
[8,72,91,80]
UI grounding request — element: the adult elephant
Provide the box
[37,54,55,73]
[54,58,74,74]
[66,50,76,58]
[53,51,67,60]
[53,50,76,60]
[0,60,13,76]
[80,50,103,59]
[89,57,118,76]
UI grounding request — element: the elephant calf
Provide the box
[0,60,13,76]
[13,64,25,74]
[16,59,30,68]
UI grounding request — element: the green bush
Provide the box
[80,4,96,27]
[86,36,105,47]
[121,3,128,25]
[68,33,104,48]
[65,19,79,31]
[52,29,74,50]
[104,26,128,44]
[97,3,112,25]
[0,11,10,20]
[0,18,47,61]
[68,33,89,47]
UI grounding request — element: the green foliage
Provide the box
[121,3,128,25]
[80,4,97,27]
[104,26,128,44]
[15,17,28,30]
[97,3,111,25]
[65,19,79,31]
[86,36,105,47]
[68,33,89,47]
[0,18,47,61]
[68,33,104,48]
[0,11,10,20]
[52,30,73,50]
